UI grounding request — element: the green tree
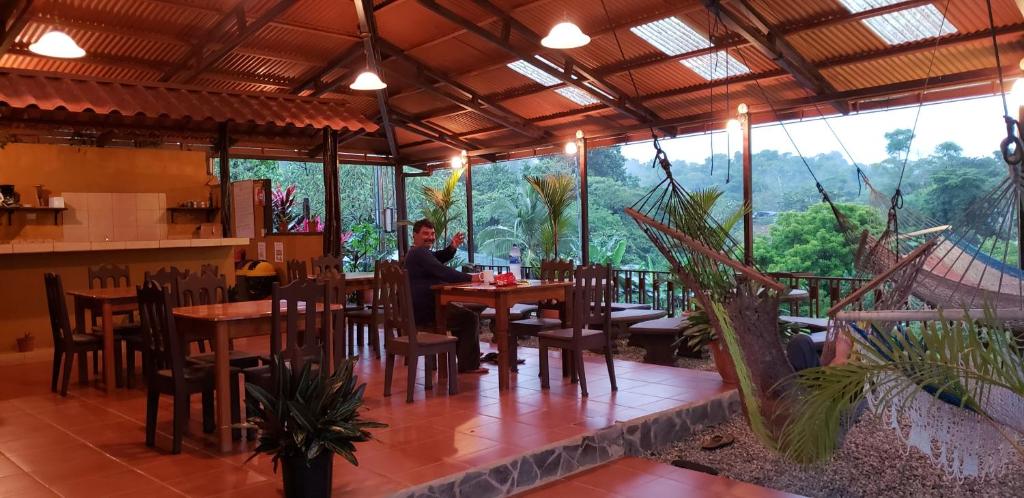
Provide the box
[884,128,914,158]
[755,203,884,276]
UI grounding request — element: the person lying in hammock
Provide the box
[786,329,853,371]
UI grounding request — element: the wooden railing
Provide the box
[475,264,870,318]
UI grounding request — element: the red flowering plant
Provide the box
[272,185,297,232]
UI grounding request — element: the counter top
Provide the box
[0,237,250,255]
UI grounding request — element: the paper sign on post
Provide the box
[273,242,284,263]
[257,242,267,260]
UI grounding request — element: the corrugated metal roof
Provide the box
[0,68,377,132]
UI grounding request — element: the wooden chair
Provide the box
[44,273,108,397]
[318,269,367,368]
[310,255,342,277]
[539,264,618,397]
[286,259,308,283]
[346,261,383,357]
[379,261,458,403]
[144,267,187,303]
[200,264,219,277]
[177,272,261,370]
[508,259,573,370]
[88,263,141,387]
[137,280,239,454]
[242,279,329,389]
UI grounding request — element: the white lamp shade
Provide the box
[350,71,387,91]
[541,22,591,49]
[29,31,86,59]
[564,141,578,155]
[450,155,463,169]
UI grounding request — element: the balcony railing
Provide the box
[476,265,870,318]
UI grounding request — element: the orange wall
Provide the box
[0,143,216,241]
[0,247,236,351]
[245,233,324,281]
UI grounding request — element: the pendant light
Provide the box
[29,31,86,59]
[350,70,387,91]
[541,22,590,49]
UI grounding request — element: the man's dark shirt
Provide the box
[405,245,471,326]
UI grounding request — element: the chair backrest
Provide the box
[286,259,308,284]
[378,261,419,348]
[137,279,187,381]
[88,264,130,289]
[538,259,574,312]
[573,264,614,338]
[311,255,342,277]
[43,273,75,349]
[271,279,328,370]
[200,264,219,277]
[317,268,348,307]
[177,272,228,306]
[144,266,187,306]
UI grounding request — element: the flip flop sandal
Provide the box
[481,352,499,363]
[701,434,735,451]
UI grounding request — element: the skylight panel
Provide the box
[507,60,599,106]
[507,60,560,87]
[837,0,956,44]
[630,16,749,80]
[555,87,599,106]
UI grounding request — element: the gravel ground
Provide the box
[647,414,1024,498]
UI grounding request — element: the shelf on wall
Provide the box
[0,206,67,225]
[167,206,218,223]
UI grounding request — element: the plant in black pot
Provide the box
[245,354,386,498]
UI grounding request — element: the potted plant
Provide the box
[15,332,34,352]
[525,173,576,259]
[420,167,464,248]
[245,354,386,498]
[272,185,297,233]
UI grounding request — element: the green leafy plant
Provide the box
[245,354,386,470]
[420,168,464,247]
[342,222,381,271]
[668,186,746,299]
[526,173,577,258]
[589,238,627,267]
[776,312,1024,465]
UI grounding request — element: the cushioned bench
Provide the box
[609,302,652,311]
[479,303,538,322]
[627,316,689,365]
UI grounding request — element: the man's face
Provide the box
[413,227,436,248]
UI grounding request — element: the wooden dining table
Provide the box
[173,299,345,452]
[433,280,572,391]
[66,287,138,393]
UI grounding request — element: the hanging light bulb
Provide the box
[737,102,749,115]
[29,31,86,59]
[564,140,578,155]
[350,70,387,91]
[726,118,742,136]
[541,22,591,49]
[450,154,463,169]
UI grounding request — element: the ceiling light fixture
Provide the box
[541,22,591,49]
[29,31,86,59]
[564,140,578,155]
[350,70,387,91]
[726,118,742,136]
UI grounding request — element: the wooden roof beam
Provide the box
[353,0,400,161]
[705,0,847,114]
[292,43,364,96]
[418,0,674,137]
[163,0,298,84]
[0,0,33,55]
[377,40,549,140]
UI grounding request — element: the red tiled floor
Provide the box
[0,339,734,496]
[516,457,806,498]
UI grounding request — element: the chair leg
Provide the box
[405,355,418,403]
[605,344,618,392]
[172,391,187,454]
[539,344,550,389]
[569,351,578,384]
[50,348,61,393]
[424,355,434,390]
[384,354,395,398]
[125,346,136,389]
[201,389,215,434]
[60,352,74,397]
[145,387,159,447]
[113,342,124,388]
[446,349,458,395]
[561,353,571,378]
[575,349,588,397]
[357,323,365,346]
[370,322,381,358]
[230,374,242,440]
[92,348,98,374]
[77,351,89,385]
[197,340,207,354]
[509,332,519,373]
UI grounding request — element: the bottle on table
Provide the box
[509,244,521,279]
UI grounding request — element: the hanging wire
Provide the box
[598,0,654,143]
[984,0,1024,166]
[706,10,722,177]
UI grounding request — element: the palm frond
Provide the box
[526,173,577,257]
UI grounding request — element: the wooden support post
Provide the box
[395,164,409,256]
[576,131,589,265]
[464,152,474,264]
[322,128,341,257]
[1018,105,1023,270]
[217,123,232,237]
[741,111,753,266]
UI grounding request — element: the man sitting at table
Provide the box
[405,219,488,374]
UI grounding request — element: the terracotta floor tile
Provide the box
[166,467,267,497]
[0,473,57,498]
[41,468,171,498]
[572,463,661,491]
[208,481,282,498]
[134,450,239,482]
[517,480,623,497]
[393,459,470,486]
[0,454,24,478]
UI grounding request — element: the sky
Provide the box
[621,94,1014,165]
